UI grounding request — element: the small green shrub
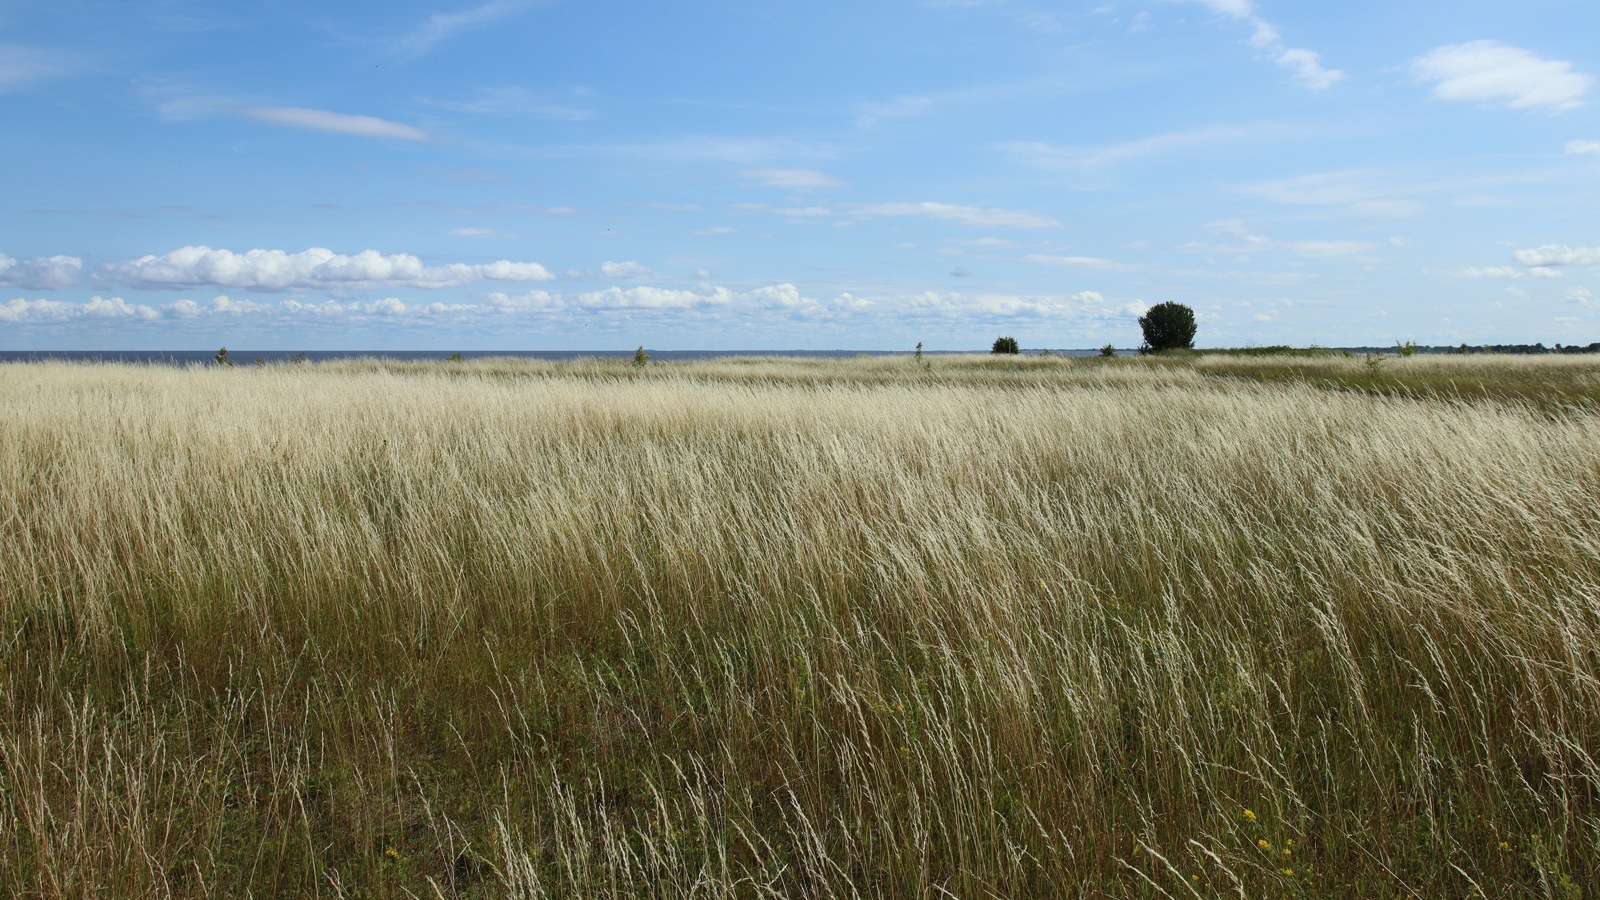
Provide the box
[1100,344,1116,358]
[634,346,650,367]
[991,336,1019,355]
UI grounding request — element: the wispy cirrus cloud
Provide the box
[1413,41,1593,112]
[387,0,550,61]
[740,168,846,190]
[420,86,593,121]
[1451,265,1560,279]
[0,44,81,93]
[1001,122,1297,173]
[855,95,937,128]
[1024,254,1137,272]
[1179,220,1383,260]
[104,246,556,291]
[1185,1,1344,89]
[856,202,1059,229]
[140,79,434,141]
[1238,169,1426,218]
[596,137,836,166]
[242,107,432,141]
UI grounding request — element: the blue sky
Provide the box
[2,0,1597,350]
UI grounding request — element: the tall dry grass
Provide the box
[1,355,1598,897]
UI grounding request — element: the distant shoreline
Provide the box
[0,348,1110,364]
[3,344,1596,365]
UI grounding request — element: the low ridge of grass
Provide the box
[1185,352,1600,411]
[2,354,1598,897]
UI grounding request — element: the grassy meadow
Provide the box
[2,352,1598,897]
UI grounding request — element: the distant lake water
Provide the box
[0,349,1120,365]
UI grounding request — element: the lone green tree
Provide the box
[1138,302,1196,353]
[991,335,1019,354]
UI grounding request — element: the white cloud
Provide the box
[1270,47,1343,90]
[1195,0,1253,16]
[105,246,556,291]
[1454,266,1527,279]
[1567,287,1593,305]
[599,261,652,279]
[0,254,83,289]
[1349,199,1427,219]
[1567,140,1600,155]
[151,295,478,321]
[1186,1,1344,89]
[1240,171,1426,219]
[204,294,271,315]
[450,227,511,238]
[1002,123,1284,172]
[242,107,431,141]
[1205,219,1268,242]
[578,285,734,310]
[1024,254,1135,271]
[1179,222,1383,260]
[572,283,837,319]
[877,289,1144,324]
[0,296,158,323]
[488,290,563,310]
[1412,42,1593,112]
[600,137,835,166]
[1243,169,1387,206]
[1287,240,1381,258]
[740,168,846,189]
[857,202,1059,229]
[0,44,78,92]
[1177,219,1272,254]
[1513,245,1600,267]
[855,96,936,128]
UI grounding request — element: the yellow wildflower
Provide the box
[1281,868,1295,877]
[1257,839,1272,850]
[1243,809,1257,821]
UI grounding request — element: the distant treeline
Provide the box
[1222,343,1600,356]
[1451,343,1600,355]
